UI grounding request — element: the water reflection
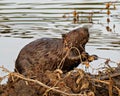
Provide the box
[0,0,120,74]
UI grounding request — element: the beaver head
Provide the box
[60,28,90,72]
[62,27,89,53]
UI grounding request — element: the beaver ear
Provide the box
[62,34,67,39]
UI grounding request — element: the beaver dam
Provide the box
[0,58,120,96]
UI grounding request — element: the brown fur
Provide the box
[15,27,89,74]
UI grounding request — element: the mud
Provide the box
[0,65,120,96]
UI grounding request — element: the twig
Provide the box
[114,86,120,96]
[108,75,113,96]
[58,48,69,69]
[98,57,119,65]
[58,46,82,70]
[0,66,86,96]
[12,73,90,96]
[0,66,11,73]
[92,78,109,85]
[100,73,120,80]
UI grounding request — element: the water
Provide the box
[0,0,120,75]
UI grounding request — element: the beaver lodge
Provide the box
[0,28,120,96]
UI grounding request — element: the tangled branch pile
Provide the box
[0,59,120,96]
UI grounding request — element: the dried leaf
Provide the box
[77,14,79,22]
[107,18,110,24]
[73,17,77,24]
[106,26,110,31]
[83,62,90,68]
[106,3,110,9]
[106,26,112,32]
[107,9,111,15]
[73,10,77,17]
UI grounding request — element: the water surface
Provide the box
[0,0,120,75]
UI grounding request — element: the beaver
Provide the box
[15,27,89,74]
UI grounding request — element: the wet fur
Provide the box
[15,27,89,74]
